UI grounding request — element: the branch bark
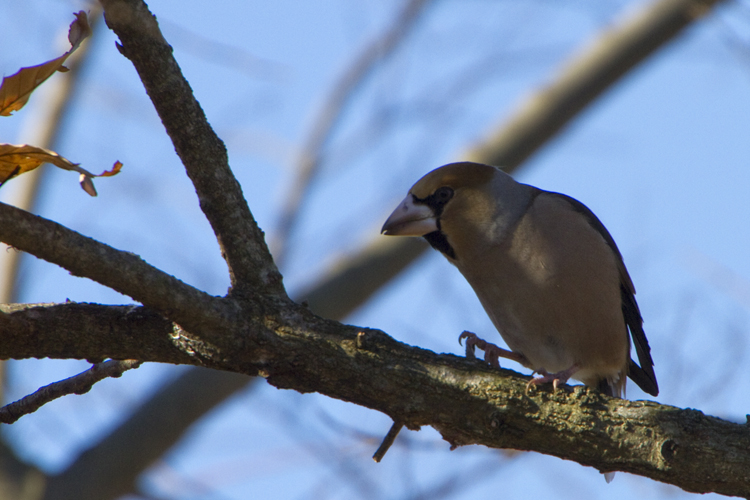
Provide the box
[0,0,742,497]
[1,302,749,496]
[0,202,237,335]
[99,0,283,295]
[0,359,142,424]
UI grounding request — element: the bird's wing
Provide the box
[543,191,658,396]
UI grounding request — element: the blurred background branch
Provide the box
[0,0,741,498]
[0,7,102,497]
[272,0,434,267]
[0,5,102,305]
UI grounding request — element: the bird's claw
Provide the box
[525,365,580,394]
[459,331,496,365]
[458,331,526,369]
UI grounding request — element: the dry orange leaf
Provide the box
[0,11,92,116]
[98,161,123,177]
[0,144,122,197]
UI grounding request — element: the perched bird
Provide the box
[381,162,657,398]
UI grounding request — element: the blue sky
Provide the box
[1,1,750,498]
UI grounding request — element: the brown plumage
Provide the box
[382,162,657,398]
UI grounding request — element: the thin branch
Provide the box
[99,0,283,296]
[0,359,142,424]
[372,421,403,462]
[273,0,433,266]
[0,202,237,334]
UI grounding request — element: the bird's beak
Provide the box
[381,194,438,236]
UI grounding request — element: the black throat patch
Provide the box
[423,230,456,260]
[414,188,457,260]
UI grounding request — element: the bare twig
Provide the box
[372,421,404,462]
[272,0,433,266]
[159,18,288,81]
[0,359,142,424]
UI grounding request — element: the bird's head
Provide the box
[381,162,532,261]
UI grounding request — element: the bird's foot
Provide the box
[458,331,528,368]
[526,364,580,394]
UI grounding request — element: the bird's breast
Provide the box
[453,195,629,380]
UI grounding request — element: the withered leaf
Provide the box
[0,144,122,197]
[0,11,92,116]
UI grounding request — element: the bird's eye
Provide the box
[434,186,454,205]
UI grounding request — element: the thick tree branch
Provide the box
[0,203,237,335]
[0,303,191,364]
[0,1,740,497]
[99,0,283,295]
[1,301,748,496]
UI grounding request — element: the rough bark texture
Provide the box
[0,0,745,498]
[1,301,750,496]
[100,0,284,296]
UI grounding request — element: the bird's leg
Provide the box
[526,364,580,393]
[458,331,529,368]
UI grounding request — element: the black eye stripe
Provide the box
[413,187,457,260]
[415,186,454,215]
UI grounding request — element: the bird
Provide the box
[381,161,658,399]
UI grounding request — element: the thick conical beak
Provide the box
[381,195,438,236]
